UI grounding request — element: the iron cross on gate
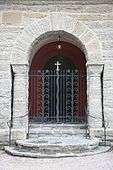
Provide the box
[55,61,61,72]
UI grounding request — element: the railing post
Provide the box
[8,64,15,145]
[101,65,107,146]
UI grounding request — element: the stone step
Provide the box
[29,131,86,138]
[4,145,110,158]
[29,123,86,138]
[16,135,99,153]
[4,126,111,158]
[30,123,86,129]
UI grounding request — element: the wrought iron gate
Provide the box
[29,69,85,123]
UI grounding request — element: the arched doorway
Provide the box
[29,41,86,124]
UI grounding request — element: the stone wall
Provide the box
[0,2,113,142]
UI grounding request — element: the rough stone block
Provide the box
[80,30,96,45]
[72,21,87,38]
[23,11,47,20]
[51,13,75,34]
[86,38,102,55]
[2,11,22,25]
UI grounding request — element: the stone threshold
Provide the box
[29,123,86,128]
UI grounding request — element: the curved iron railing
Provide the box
[84,106,109,146]
[7,112,29,145]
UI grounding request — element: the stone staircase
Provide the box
[4,123,110,158]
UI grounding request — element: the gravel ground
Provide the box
[0,149,113,170]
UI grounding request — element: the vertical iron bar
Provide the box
[53,70,55,122]
[61,71,63,123]
[49,70,53,122]
[101,66,104,127]
[35,70,37,119]
[9,64,15,145]
[62,70,64,123]
[65,70,67,122]
[33,70,34,118]
[78,71,80,123]
[47,70,50,120]
[101,65,106,145]
[34,71,36,119]
[42,70,45,122]
[71,70,74,123]
[60,71,61,122]
[56,70,59,123]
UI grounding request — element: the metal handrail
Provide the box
[7,112,29,145]
[86,112,109,146]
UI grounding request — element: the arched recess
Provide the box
[29,41,86,123]
[11,13,103,134]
